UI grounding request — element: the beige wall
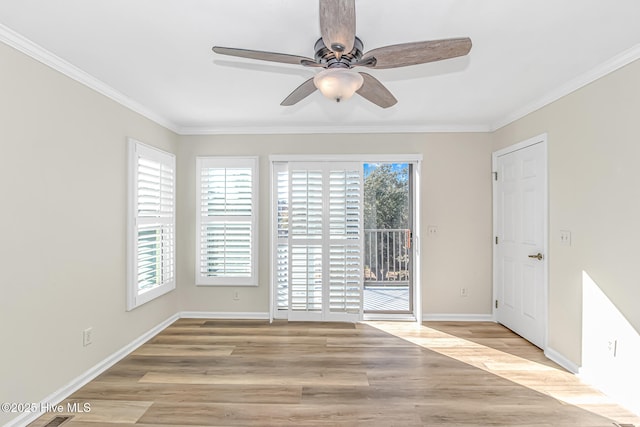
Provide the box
[177,134,494,316]
[493,60,640,383]
[0,43,179,425]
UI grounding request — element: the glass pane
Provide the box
[363,163,411,313]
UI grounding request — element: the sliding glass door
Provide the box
[272,156,420,322]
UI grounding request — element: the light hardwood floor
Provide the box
[29,320,639,426]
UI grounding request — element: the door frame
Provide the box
[269,154,423,324]
[492,133,549,349]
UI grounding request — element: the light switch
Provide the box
[560,230,571,246]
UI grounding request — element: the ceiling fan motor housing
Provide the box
[314,36,363,69]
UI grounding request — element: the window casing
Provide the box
[127,139,176,310]
[196,157,258,286]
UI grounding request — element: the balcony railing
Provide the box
[364,228,410,286]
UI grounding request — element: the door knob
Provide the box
[528,253,544,261]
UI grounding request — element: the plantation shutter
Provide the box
[128,140,175,310]
[289,167,324,318]
[274,163,290,312]
[287,162,363,321]
[328,169,362,315]
[196,157,258,286]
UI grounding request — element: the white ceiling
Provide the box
[1,0,639,134]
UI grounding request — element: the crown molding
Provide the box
[0,23,180,134]
[176,123,492,135]
[491,43,640,131]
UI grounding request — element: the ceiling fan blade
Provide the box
[212,46,316,66]
[356,73,397,108]
[319,0,356,59]
[281,78,318,106]
[360,37,472,69]
[300,59,326,68]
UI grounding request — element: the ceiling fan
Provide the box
[212,0,472,108]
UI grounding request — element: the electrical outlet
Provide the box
[233,291,240,301]
[83,327,93,347]
[427,226,438,236]
[460,288,468,297]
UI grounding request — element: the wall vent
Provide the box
[43,416,73,427]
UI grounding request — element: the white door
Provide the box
[287,162,363,322]
[494,138,547,348]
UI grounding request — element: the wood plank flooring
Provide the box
[29,320,640,426]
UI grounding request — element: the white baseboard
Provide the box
[422,313,495,322]
[179,311,270,320]
[5,313,179,427]
[544,346,580,374]
[364,313,416,321]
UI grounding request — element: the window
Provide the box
[127,139,176,310]
[196,157,258,286]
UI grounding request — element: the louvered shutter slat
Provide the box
[196,159,257,285]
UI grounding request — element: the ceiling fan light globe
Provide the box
[313,68,364,102]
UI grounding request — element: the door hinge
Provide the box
[495,299,499,309]
[493,171,498,181]
[495,236,498,245]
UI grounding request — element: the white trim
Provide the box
[270,154,423,163]
[491,43,640,131]
[0,24,179,134]
[364,313,416,321]
[4,313,179,427]
[545,347,580,374]
[422,314,495,322]
[492,133,549,349]
[492,133,548,158]
[179,311,270,320]
[413,161,422,324]
[178,124,491,136]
